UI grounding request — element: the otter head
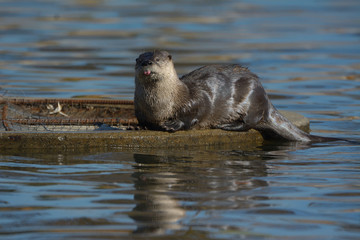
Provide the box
[135,50,177,82]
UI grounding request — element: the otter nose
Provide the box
[141,60,152,67]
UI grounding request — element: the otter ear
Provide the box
[168,55,172,60]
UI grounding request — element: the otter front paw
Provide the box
[161,120,185,132]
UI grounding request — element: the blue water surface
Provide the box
[0,0,359,239]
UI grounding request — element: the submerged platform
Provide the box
[0,98,310,149]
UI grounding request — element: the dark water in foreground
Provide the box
[0,0,360,239]
[1,143,359,240]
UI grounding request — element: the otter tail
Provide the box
[262,107,341,143]
[307,134,342,142]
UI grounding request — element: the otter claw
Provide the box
[162,120,185,132]
[190,118,199,127]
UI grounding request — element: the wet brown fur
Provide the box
[134,50,340,142]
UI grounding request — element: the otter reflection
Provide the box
[129,154,185,235]
[127,142,313,235]
[127,147,271,235]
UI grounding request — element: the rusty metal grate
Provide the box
[1,98,139,132]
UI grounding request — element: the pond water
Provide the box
[0,0,360,239]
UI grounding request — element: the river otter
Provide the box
[134,50,337,142]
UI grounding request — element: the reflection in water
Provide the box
[127,142,311,236]
[130,154,185,235]
[0,141,359,239]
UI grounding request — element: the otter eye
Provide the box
[155,58,160,62]
[168,55,172,60]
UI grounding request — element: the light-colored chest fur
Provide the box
[135,79,185,122]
